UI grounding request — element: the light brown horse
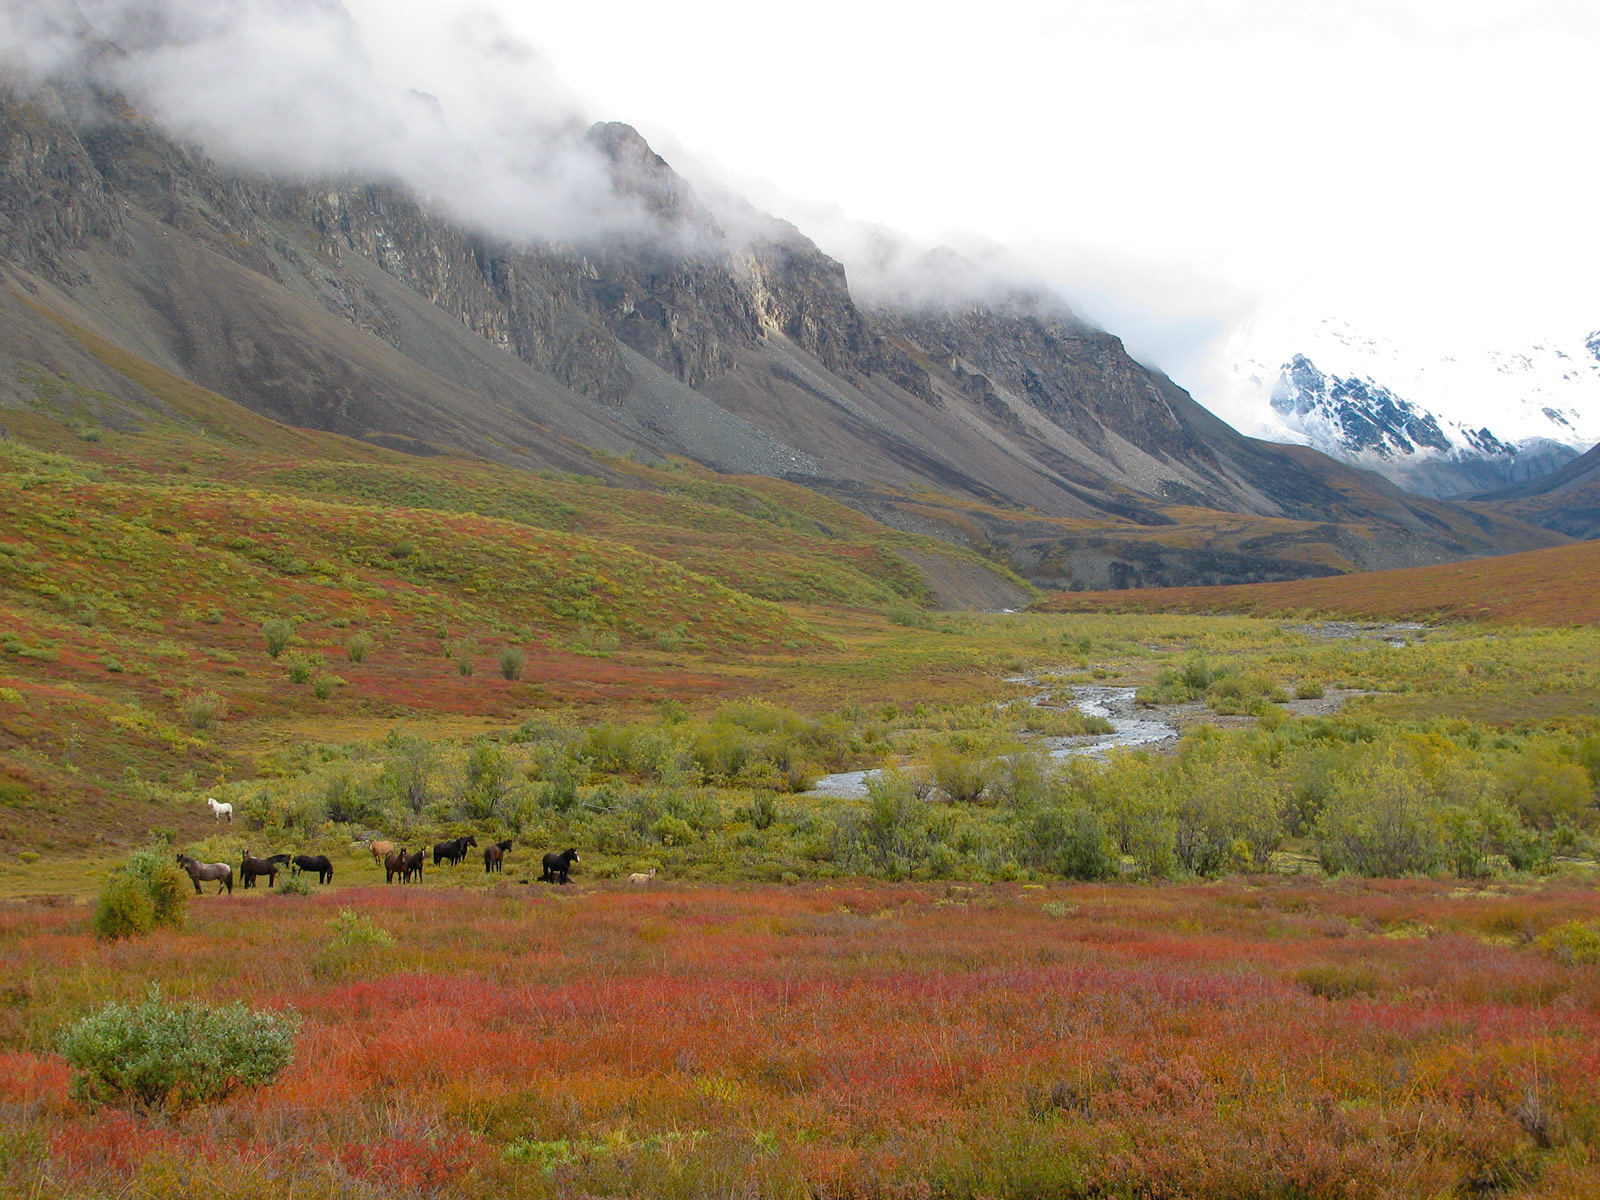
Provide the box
[176,853,232,895]
[369,839,396,865]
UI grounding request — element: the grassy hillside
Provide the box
[5,312,1599,869]
[1032,539,1600,626]
[0,327,1042,841]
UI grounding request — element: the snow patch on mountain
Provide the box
[1220,314,1600,497]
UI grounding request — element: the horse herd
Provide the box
[174,851,331,895]
[173,833,587,896]
[366,836,571,883]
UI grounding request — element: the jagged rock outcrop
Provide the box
[0,77,129,279]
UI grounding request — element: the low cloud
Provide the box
[3,0,697,247]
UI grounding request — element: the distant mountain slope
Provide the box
[1033,539,1600,626]
[0,65,1568,587]
[1466,441,1600,540]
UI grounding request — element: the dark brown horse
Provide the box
[483,839,512,873]
[540,848,579,884]
[384,848,406,884]
[240,852,279,889]
[291,854,334,884]
[433,835,477,867]
[176,853,232,895]
[402,848,425,883]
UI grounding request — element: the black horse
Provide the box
[433,835,478,867]
[484,839,513,874]
[291,854,334,884]
[240,852,279,889]
[540,847,579,884]
[265,853,293,869]
[176,853,232,895]
[402,848,425,883]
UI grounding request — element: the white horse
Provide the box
[206,796,233,822]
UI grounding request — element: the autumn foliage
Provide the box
[1034,539,1600,626]
[3,878,1599,1198]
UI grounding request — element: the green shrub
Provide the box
[59,986,299,1112]
[327,908,394,948]
[1314,745,1445,877]
[180,690,226,730]
[345,632,372,663]
[311,674,343,700]
[92,846,188,940]
[1022,806,1113,880]
[457,652,475,677]
[463,739,511,819]
[285,654,314,685]
[323,768,378,826]
[261,618,295,658]
[499,646,526,681]
[92,873,154,941]
[653,814,694,846]
[931,747,989,804]
[1536,920,1600,966]
[884,603,929,628]
[750,791,779,831]
[276,871,312,896]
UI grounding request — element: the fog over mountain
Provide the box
[3,0,713,249]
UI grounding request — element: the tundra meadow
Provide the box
[3,357,1600,1197]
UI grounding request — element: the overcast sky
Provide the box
[338,0,1600,421]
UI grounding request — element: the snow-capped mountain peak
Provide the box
[1222,315,1599,498]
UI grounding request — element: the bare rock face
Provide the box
[875,297,1201,461]
[0,79,128,280]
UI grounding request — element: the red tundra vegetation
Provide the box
[2,877,1598,1198]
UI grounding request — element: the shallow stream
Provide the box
[807,683,1179,800]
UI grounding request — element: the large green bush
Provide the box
[92,845,189,940]
[59,987,300,1112]
[1020,805,1113,880]
[261,617,295,658]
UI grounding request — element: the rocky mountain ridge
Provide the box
[0,61,1568,590]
